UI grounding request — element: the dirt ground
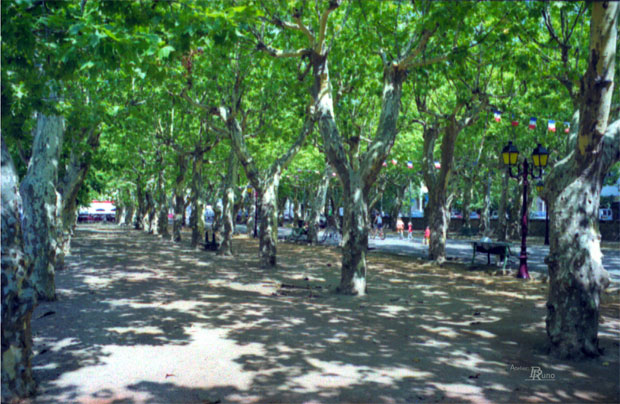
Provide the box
[29,224,619,404]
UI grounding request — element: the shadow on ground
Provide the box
[30,224,620,403]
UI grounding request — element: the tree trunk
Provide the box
[307,167,331,244]
[145,189,158,234]
[224,91,313,267]
[544,2,618,359]
[427,190,451,263]
[311,51,406,295]
[481,174,492,237]
[389,184,407,231]
[124,204,135,227]
[338,175,369,295]
[218,152,237,256]
[116,204,125,225]
[157,178,170,239]
[462,185,473,231]
[423,120,461,264]
[258,180,279,267]
[293,195,302,225]
[189,156,205,248]
[134,178,146,230]
[20,113,64,301]
[173,155,187,242]
[495,171,509,241]
[1,140,37,401]
[56,129,100,270]
[247,195,256,237]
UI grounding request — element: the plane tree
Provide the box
[251,0,476,293]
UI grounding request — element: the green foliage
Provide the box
[2,0,608,218]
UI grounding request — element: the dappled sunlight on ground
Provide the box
[29,224,620,403]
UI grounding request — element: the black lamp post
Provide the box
[501,141,549,279]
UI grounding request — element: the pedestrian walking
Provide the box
[424,226,430,245]
[407,221,413,240]
[396,217,404,239]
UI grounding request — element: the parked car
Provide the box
[450,210,462,219]
[470,212,480,219]
[411,210,424,218]
[599,208,613,221]
[529,211,546,220]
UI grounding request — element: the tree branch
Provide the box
[316,0,341,53]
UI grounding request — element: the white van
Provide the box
[599,208,613,221]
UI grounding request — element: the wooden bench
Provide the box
[471,241,512,269]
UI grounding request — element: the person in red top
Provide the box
[407,221,413,241]
[424,226,431,245]
[396,217,405,239]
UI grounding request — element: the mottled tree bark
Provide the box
[189,156,205,248]
[145,189,158,234]
[172,154,187,242]
[246,195,256,236]
[218,151,237,255]
[257,180,279,267]
[462,186,473,231]
[389,183,407,231]
[1,140,37,401]
[224,100,314,268]
[311,49,407,294]
[495,171,509,241]
[423,121,456,264]
[543,2,618,359]
[134,176,147,230]
[338,174,369,295]
[307,166,331,244]
[56,129,100,270]
[124,203,135,228]
[157,176,170,239]
[480,174,492,237]
[116,204,125,225]
[20,113,64,301]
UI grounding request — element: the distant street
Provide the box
[236,224,620,285]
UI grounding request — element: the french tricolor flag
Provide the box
[434,161,441,169]
[511,119,519,127]
[391,159,398,166]
[564,122,570,133]
[382,161,388,167]
[407,161,413,169]
[548,120,556,132]
[528,117,537,130]
[494,110,501,122]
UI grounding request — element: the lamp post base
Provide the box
[517,256,530,279]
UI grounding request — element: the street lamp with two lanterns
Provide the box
[501,141,549,279]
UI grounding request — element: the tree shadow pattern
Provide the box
[30,224,620,403]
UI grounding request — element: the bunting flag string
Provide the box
[494,110,502,122]
[492,109,571,132]
[285,108,572,177]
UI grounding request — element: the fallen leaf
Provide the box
[468,373,481,379]
[165,373,175,378]
[602,362,610,366]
